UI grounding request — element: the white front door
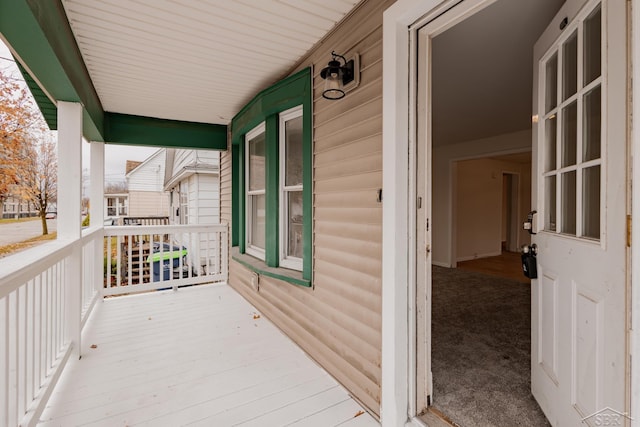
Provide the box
[531,0,627,424]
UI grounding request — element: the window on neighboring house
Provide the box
[279,107,303,271]
[107,198,116,216]
[179,182,189,224]
[245,123,266,260]
[118,197,128,216]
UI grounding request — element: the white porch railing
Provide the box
[103,224,228,296]
[0,225,101,427]
[0,223,227,426]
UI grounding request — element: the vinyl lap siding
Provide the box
[226,0,390,416]
[195,175,220,224]
[127,191,170,217]
[128,151,165,192]
[220,150,231,226]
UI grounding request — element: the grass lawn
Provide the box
[0,232,57,257]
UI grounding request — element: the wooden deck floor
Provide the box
[39,284,378,427]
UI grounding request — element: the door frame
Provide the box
[381,1,637,426]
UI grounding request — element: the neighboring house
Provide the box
[164,149,220,273]
[126,149,169,218]
[5,0,640,426]
[1,193,38,219]
[164,149,219,226]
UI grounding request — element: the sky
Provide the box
[0,40,159,185]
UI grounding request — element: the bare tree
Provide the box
[105,181,128,194]
[0,68,43,203]
[18,133,57,235]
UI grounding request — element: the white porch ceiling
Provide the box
[60,0,361,125]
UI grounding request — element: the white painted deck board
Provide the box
[39,284,377,427]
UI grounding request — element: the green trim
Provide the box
[0,0,104,140]
[17,63,57,130]
[231,68,312,145]
[104,113,227,149]
[264,115,279,267]
[231,67,312,282]
[238,142,246,253]
[232,250,311,288]
[232,144,240,247]
[301,95,313,280]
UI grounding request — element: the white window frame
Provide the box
[279,106,304,271]
[179,181,189,224]
[245,122,266,260]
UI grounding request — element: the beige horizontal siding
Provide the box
[220,149,232,225]
[226,0,394,416]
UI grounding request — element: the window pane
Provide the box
[285,116,303,187]
[248,131,265,191]
[545,116,557,172]
[250,194,265,249]
[584,6,602,86]
[545,175,557,232]
[545,53,558,114]
[561,171,576,235]
[287,191,303,259]
[562,102,577,167]
[582,166,600,239]
[583,86,601,161]
[563,32,578,101]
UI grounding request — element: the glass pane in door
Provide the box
[545,176,557,231]
[584,6,602,86]
[563,32,578,101]
[545,116,557,171]
[561,171,577,235]
[545,53,558,113]
[583,86,601,161]
[562,102,577,167]
[582,166,600,239]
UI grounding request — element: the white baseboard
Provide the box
[456,251,502,263]
[431,261,451,268]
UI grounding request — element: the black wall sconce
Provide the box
[320,51,359,100]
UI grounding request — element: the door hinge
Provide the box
[627,214,632,247]
[426,218,430,231]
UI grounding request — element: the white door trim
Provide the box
[382,0,497,425]
[631,1,640,425]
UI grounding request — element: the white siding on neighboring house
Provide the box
[164,149,221,275]
[125,149,170,218]
[127,191,170,217]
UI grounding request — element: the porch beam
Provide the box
[104,113,228,150]
[58,101,83,359]
[0,0,104,141]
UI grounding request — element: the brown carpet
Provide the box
[430,266,550,427]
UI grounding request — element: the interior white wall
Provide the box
[455,157,531,262]
[433,128,532,266]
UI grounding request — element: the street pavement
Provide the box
[0,218,57,246]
